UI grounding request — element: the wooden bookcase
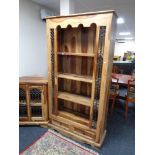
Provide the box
[19,77,48,125]
[46,10,117,147]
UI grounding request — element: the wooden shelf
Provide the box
[58,91,91,107]
[19,116,28,119]
[19,102,42,106]
[20,121,48,125]
[30,102,42,106]
[58,73,93,83]
[19,101,26,106]
[58,52,94,57]
[31,117,43,121]
[58,110,89,126]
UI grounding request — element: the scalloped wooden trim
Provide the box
[46,14,110,28]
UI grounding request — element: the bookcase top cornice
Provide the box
[45,10,117,20]
[46,10,117,28]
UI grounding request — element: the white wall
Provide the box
[60,0,75,15]
[60,0,70,15]
[114,40,135,60]
[19,0,50,77]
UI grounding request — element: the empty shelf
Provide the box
[58,52,94,57]
[58,91,91,107]
[58,73,93,83]
[58,110,89,126]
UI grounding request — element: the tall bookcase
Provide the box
[46,10,117,147]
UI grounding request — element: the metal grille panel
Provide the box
[50,29,55,113]
[30,89,41,103]
[93,26,106,127]
[19,88,26,102]
[31,106,42,117]
[19,106,27,117]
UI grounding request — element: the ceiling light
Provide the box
[119,32,131,35]
[117,18,124,24]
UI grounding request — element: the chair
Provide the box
[110,75,119,113]
[125,79,135,119]
[112,66,122,74]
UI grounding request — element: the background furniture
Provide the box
[112,66,122,74]
[112,73,134,86]
[110,75,119,113]
[111,74,135,118]
[113,56,121,61]
[19,77,48,125]
[125,79,135,119]
[46,10,117,147]
[113,61,135,75]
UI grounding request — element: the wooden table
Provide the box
[112,73,134,86]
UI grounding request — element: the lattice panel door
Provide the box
[19,86,28,121]
[29,86,45,121]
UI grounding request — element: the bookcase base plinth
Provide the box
[47,120,106,148]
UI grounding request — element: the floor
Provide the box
[100,105,135,155]
[19,109,134,154]
[19,88,135,155]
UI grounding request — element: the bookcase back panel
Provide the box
[57,24,96,54]
[58,79,92,97]
[58,56,94,76]
[58,99,90,118]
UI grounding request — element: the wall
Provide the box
[19,0,52,77]
[19,0,135,76]
[60,0,75,15]
[114,40,135,60]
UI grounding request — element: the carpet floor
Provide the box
[19,100,135,155]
